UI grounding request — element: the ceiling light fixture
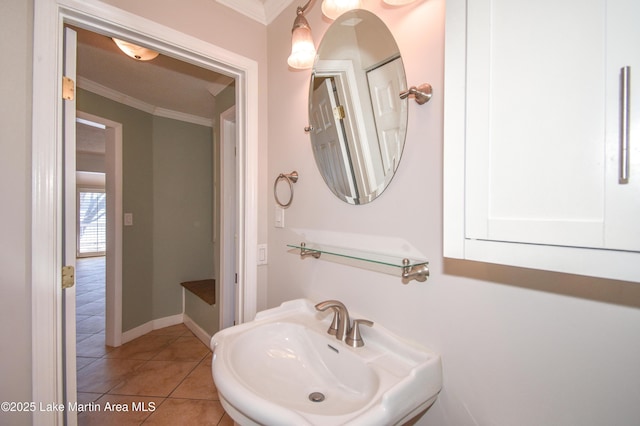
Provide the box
[112,38,159,61]
[321,0,362,20]
[287,1,317,70]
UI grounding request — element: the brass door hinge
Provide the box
[333,105,345,120]
[62,76,75,101]
[62,265,75,289]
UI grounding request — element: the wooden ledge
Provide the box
[180,279,215,305]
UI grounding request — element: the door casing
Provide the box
[76,111,123,349]
[32,1,259,423]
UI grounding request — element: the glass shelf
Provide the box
[286,242,429,284]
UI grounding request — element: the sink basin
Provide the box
[211,299,442,425]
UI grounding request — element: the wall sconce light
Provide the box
[382,0,417,4]
[287,0,364,69]
[112,38,159,61]
[321,0,362,20]
[287,2,316,69]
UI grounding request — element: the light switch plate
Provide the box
[124,213,133,226]
[274,206,284,228]
[257,244,268,265]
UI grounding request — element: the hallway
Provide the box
[75,257,232,425]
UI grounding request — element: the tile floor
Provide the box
[75,256,233,425]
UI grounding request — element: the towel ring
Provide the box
[274,171,299,208]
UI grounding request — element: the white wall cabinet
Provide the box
[444,0,640,282]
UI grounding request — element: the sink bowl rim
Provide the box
[210,298,442,426]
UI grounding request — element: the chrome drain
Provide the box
[308,392,325,403]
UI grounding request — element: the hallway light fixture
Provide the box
[321,0,362,20]
[287,1,316,69]
[112,38,159,61]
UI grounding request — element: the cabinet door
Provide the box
[465,0,607,248]
[444,0,640,281]
[604,0,640,251]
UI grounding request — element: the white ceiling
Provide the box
[75,26,234,125]
[74,1,294,129]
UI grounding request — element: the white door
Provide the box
[366,57,407,179]
[62,26,78,426]
[310,78,357,200]
[220,106,238,328]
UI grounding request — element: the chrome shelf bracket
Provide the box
[299,242,321,259]
[401,258,429,284]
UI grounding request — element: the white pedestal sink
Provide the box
[211,299,442,426]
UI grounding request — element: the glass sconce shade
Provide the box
[321,0,363,20]
[112,38,159,61]
[287,15,316,69]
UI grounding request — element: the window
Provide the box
[77,189,106,256]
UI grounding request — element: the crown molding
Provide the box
[77,77,213,128]
[216,0,294,25]
[264,0,296,24]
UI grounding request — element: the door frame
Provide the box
[220,106,238,329]
[32,0,259,423]
[76,111,124,348]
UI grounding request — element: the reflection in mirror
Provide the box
[309,9,407,205]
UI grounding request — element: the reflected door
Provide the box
[310,78,357,201]
[367,57,407,178]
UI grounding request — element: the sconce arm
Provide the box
[399,83,433,105]
[298,0,316,14]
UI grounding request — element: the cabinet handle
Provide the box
[620,66,631,184]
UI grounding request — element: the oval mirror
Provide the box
[308,9,408,205]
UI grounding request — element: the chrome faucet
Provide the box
[315,300,350,341]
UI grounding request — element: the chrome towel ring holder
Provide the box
[274,171,299,208]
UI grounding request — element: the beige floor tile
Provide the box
[77,293,102,305]
[77,315,105,334]
[75,257,233,424]
[217,413,235,426]
[147,323,190,338]
[77,358,147,394]
[152,336,210,362]
[76,301,105,316]
[77,392,103,405]
[76,313,93,323]
[76,332,95,344]
[77,356,99,372]
[105,334,176,360]
[170,361,218,400]
[143,398,225,425]
[109,360,198,397]
[77,394,163,426]
[77,333,113,358]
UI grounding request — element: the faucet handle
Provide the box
[326,307,339,336]
[345,319,373,348]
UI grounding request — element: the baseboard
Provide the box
[121,313,184,344]
[183,313,213,349]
